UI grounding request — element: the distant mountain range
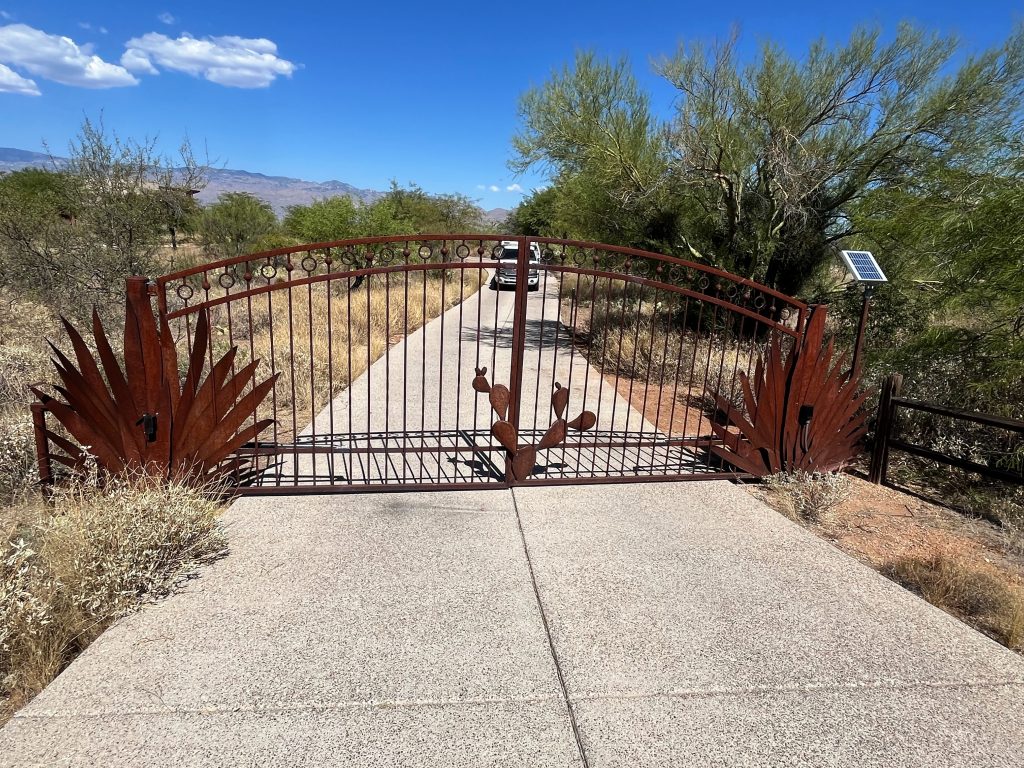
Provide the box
[0,147,508,223]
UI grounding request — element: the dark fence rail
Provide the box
[869,373,1024,486]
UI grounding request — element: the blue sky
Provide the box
[0,1,1021,205]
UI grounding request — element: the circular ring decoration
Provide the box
[697,275,710,290]
[301,255,318,273]
[379,247,396,264]
[176,283,194,301]
[456,244,470,259]
[340,247,358,266]
[218,271,236,289]
[491,244,504,259]
[260,263,277,280]
[418,245,433,261]
[571,249,587,266]
[753,293,767,309]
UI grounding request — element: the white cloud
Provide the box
[0,61,39,95]
[158,12,175,25]
[488,184,500,192]
[506,183,523,193]
[0,11,11,20]
[0,23,138,89]
[476,184,486,190]
[122,32,296,88]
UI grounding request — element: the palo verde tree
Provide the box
[510,52,675,250]
[0,118,207,321]
[512,27,1024,296]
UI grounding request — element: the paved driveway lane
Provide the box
[512,482,1024,767]
[0,491,583,768]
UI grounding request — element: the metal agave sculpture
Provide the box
[706,307,870,475]
[472,367,596,481]
[32,282,278,485]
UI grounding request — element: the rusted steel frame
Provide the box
[234,434,720,457]
[232,480,507,496]
[891,398,1024,433]
[154,234,503,285]
[156,234,803,313]
[30,402,53,486]
[887,439,1024,485]
[163,260,498,321]
[868,373,902,484]
[530,236,806,311]
[513,471,749,486]
[505,237,530,482]
[530,264,799,338]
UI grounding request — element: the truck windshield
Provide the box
[499,248,518,261]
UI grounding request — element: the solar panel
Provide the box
[840,250,888,283]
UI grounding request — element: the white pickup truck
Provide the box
[494,240,541,291]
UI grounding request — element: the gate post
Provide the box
[505,236,531,482]
[30,401,53,487]
[868,373,902,484]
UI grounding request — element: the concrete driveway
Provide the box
[3,481,1024,767]
[4,272,1024,765]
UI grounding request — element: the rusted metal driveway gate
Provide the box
[154,235,808,493]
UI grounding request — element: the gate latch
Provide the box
[136,412,158,443]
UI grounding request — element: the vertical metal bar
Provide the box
[869,372,903,484]
[507,236,530,451]
[384,260,391,485]
[437,243,447,483]
[265,260,280,485]
[30,402,53,487]
[402,244,410,484]
[306,253,317,486]
[851,285,873,378]
[366,253,374,484]
[325,250,336,483]
[419,250,429,483]
[346,265,355,485]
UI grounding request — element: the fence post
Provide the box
[30,401,53,487]
[868,372,903,484]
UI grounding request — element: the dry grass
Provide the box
[557,275,764,414]
[761,471,852,524]
[212,269,483,436]
[0,474,226,723]
[753,475,1024,655]
[883,554,1024,650]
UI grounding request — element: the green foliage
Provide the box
[281,183,488,246]
[283,196,360,242]
[846,152,1024,416]
[503,187,559,236]
[0,118,206,322]
[198,192,278,256]
[511,52,675,249]
[513,27,1024,296]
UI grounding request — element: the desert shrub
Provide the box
[762,470,852,524]
[883,554,1023,650]
[0,476,226,719]
[0,417,38,505]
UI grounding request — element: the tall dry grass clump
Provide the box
[1,474,226,721]
[883,553,1024,651]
